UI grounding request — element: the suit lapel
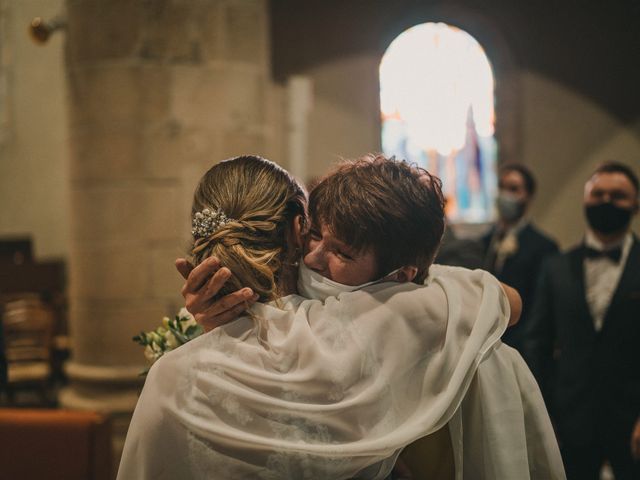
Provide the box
[602,236,640,328]
[495,224,531,273]
[481,227,498,271]
[569,245,596,332]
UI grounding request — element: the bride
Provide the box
[117,155,564,479]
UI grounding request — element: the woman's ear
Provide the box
[291,214,306,250]
[393,266,418,283]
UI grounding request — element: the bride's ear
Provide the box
[392,266,418,283]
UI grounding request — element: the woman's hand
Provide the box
[175,257,259,331]
[631,417,640,460]
[499,282,522,327]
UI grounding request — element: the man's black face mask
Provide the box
[584,202,633,234]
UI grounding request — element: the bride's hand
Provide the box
[175,257,259,332]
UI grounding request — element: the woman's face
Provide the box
[303,220,379,286]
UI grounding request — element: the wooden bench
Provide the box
[0,408,112,480]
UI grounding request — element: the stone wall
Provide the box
[0,0,70,259]
[0,0,9,146]
[59,0,276,463]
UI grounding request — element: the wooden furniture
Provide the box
[0,408,112,480]
[0,238,32,265]
[3,298,55,404]
[0,238,67,401]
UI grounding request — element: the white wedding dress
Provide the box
[117,265,565,479]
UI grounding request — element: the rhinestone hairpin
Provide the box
[191,208,231,238]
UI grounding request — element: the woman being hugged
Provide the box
[118,155,562,480]
[189,155,306,304]
[119,156,320,479]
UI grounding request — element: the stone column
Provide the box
[59,0,272,462]
[0,0,10,146]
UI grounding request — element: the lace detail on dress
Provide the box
[262,449,354,479]
[187,431,265,480]
[186,405,358,479]
[203,366,254,426]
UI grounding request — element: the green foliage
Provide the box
[133,308,204,367]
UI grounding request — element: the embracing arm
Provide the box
[176,257,259,331]
[632,417,640,460]
[500,282,522,327]
[178,258,523,331]
[429,264,520,327]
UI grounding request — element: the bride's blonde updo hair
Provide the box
[190,155,306,302]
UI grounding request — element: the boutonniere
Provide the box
[497,233,519,257]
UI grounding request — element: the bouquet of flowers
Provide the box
[133,307,204,367]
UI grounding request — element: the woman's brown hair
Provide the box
[190,156,306,302]
[309,154,444,283]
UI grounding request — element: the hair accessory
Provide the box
[191,208,231,238]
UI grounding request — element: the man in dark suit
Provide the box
[481,164,558,352]
[525,161,640,480]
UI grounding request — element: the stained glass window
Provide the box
[380,22,497,223]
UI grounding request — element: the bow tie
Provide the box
[584,246,622,262]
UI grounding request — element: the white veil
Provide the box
[118,267,511,479]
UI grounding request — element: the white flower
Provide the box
[164,331,179,349]
[134,308,204,372]
[150,331,163,344]
[144,345,160,362]
[178,307,196,327]
[493,232,519,272]
[497,233,518,257]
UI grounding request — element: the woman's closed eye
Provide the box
[334,249,355,261]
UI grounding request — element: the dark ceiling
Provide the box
[270,0,640,124]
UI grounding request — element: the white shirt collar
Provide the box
[497,217,529,238]
[584,230,632,252]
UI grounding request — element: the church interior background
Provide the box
[0,0,638,476]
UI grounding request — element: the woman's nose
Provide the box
[303,242,326,272]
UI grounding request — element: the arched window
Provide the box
[380,22,497,223]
